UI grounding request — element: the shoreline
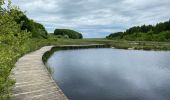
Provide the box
[42,43,170,65]
[42,44,111,64]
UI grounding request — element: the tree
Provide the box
[54,29,83,39]
[106,32,123,39]
[0,0,30,99]
[107,20,170,41]
[11,9,48,38]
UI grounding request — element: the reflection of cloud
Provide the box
[13,0,170,38]
[47,49,170,99]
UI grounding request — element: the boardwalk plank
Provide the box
[12,46,68,100]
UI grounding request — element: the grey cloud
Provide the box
[12,0,170,38]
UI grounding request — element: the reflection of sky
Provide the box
[47,49,170,100]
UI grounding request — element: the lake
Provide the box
[47,48,170,100]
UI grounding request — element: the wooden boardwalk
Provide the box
[11,46,68,100]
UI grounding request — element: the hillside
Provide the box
[54,29,83,39]
[106,20,170,41]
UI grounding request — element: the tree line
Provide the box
[107,20,170,41]
[54,29,83,39]
[12,9,48,38]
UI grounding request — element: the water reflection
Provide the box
[47,48,170,100]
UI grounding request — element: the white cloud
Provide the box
[12,0,170,38]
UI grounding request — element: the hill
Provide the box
[107,20,170,41]
[54,29,83,39]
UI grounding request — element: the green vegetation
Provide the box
[0,0,170,99]
[107,20,170,41]
[0,1,29,99]
[12,9,48,38]
[54,29,83,39]
[0,1,53,99]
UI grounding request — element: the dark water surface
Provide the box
[47,48,170,100]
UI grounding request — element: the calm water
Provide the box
[47,48,170,100]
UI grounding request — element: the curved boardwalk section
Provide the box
[12,46,68,100]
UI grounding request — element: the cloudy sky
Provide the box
[12,0,170,38]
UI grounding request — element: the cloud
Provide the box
[12,0,170,38]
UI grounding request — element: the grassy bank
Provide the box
[42,44,110,64]
[109,40,170,50]
[43,39,170,66]
[55,38,170,51]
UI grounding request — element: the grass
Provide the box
[55,38,170,51]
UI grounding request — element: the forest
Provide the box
[106,20,170,41]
